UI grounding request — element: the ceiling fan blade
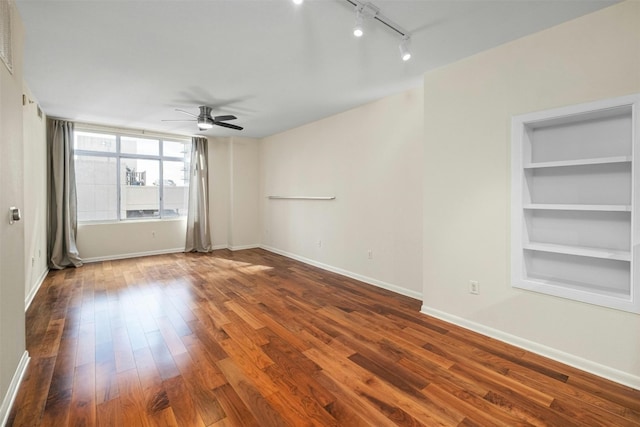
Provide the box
[161,119,196,122]
[214,121,243,131]
[175,108,198,118]
[213,115,237,122]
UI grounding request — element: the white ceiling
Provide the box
[16,0,618,138]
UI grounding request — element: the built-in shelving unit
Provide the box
[511,94,640,313]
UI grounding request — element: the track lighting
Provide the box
[293,0,414,62]
[344,1,413,62]
[353,9,364,37]
[399,36,411,61]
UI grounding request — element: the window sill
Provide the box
[78,217,187,226]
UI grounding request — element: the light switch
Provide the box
[9,207,21,224]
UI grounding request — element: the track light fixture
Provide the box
[293,0,413,62]
[399,35,411,61]
[351,3,378,38]
[353,9,364,37]
[345,1,413,61]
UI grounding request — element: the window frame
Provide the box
[74,129,191,223]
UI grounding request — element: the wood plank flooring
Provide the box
[7,249,640,426]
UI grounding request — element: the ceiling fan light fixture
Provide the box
[399,35,412,61]
[197,116,214,130]
[196,105,215,130]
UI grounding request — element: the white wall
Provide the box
[0,2,28,422]
[22,84,48,307]
[260,88,423,298]
[422,0,640,387]
[77,219,187,261]
[208,136,261,250]
[209,137,231,248]
[230,137,260,250]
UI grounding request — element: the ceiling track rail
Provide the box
[343,0,410,37]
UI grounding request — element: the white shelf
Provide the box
[524,156,631,169]
[267,196,336,200]
[523,204,631,212]
[524,242,631,262]
[525,274,631,300]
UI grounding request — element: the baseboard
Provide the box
[0,351,30,427]
[261,245,422,300]
[81,247,185,263]
[210,244,260,252]
[82,245,261,262]
[25,268,49,311]
[228,244,260,252]
[420,305,640,390]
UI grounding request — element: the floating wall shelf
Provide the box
[267,196,336,200]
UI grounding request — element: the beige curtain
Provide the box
[48,119,82,269]
[185,137,212,252]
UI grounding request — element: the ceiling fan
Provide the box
[162,106,243,131]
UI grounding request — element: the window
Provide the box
[74,131,191,222]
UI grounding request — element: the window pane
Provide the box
[164,140,191,159]
[74,131,116,153]
[121,136,159,156]
[121,158,160,219]
[75,155,117,221]
[74,131,192,222]
[163,160,189,217]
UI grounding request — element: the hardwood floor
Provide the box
[8,249,640,426]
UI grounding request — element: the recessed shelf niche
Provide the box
[511,94,640,313]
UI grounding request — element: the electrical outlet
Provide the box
[152,231,156,238]
[318,240,322,248]
[368,249,373,259]
[31,257,35,266]
[469,280,479,295]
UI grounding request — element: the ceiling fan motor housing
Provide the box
[197,106,214,129]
